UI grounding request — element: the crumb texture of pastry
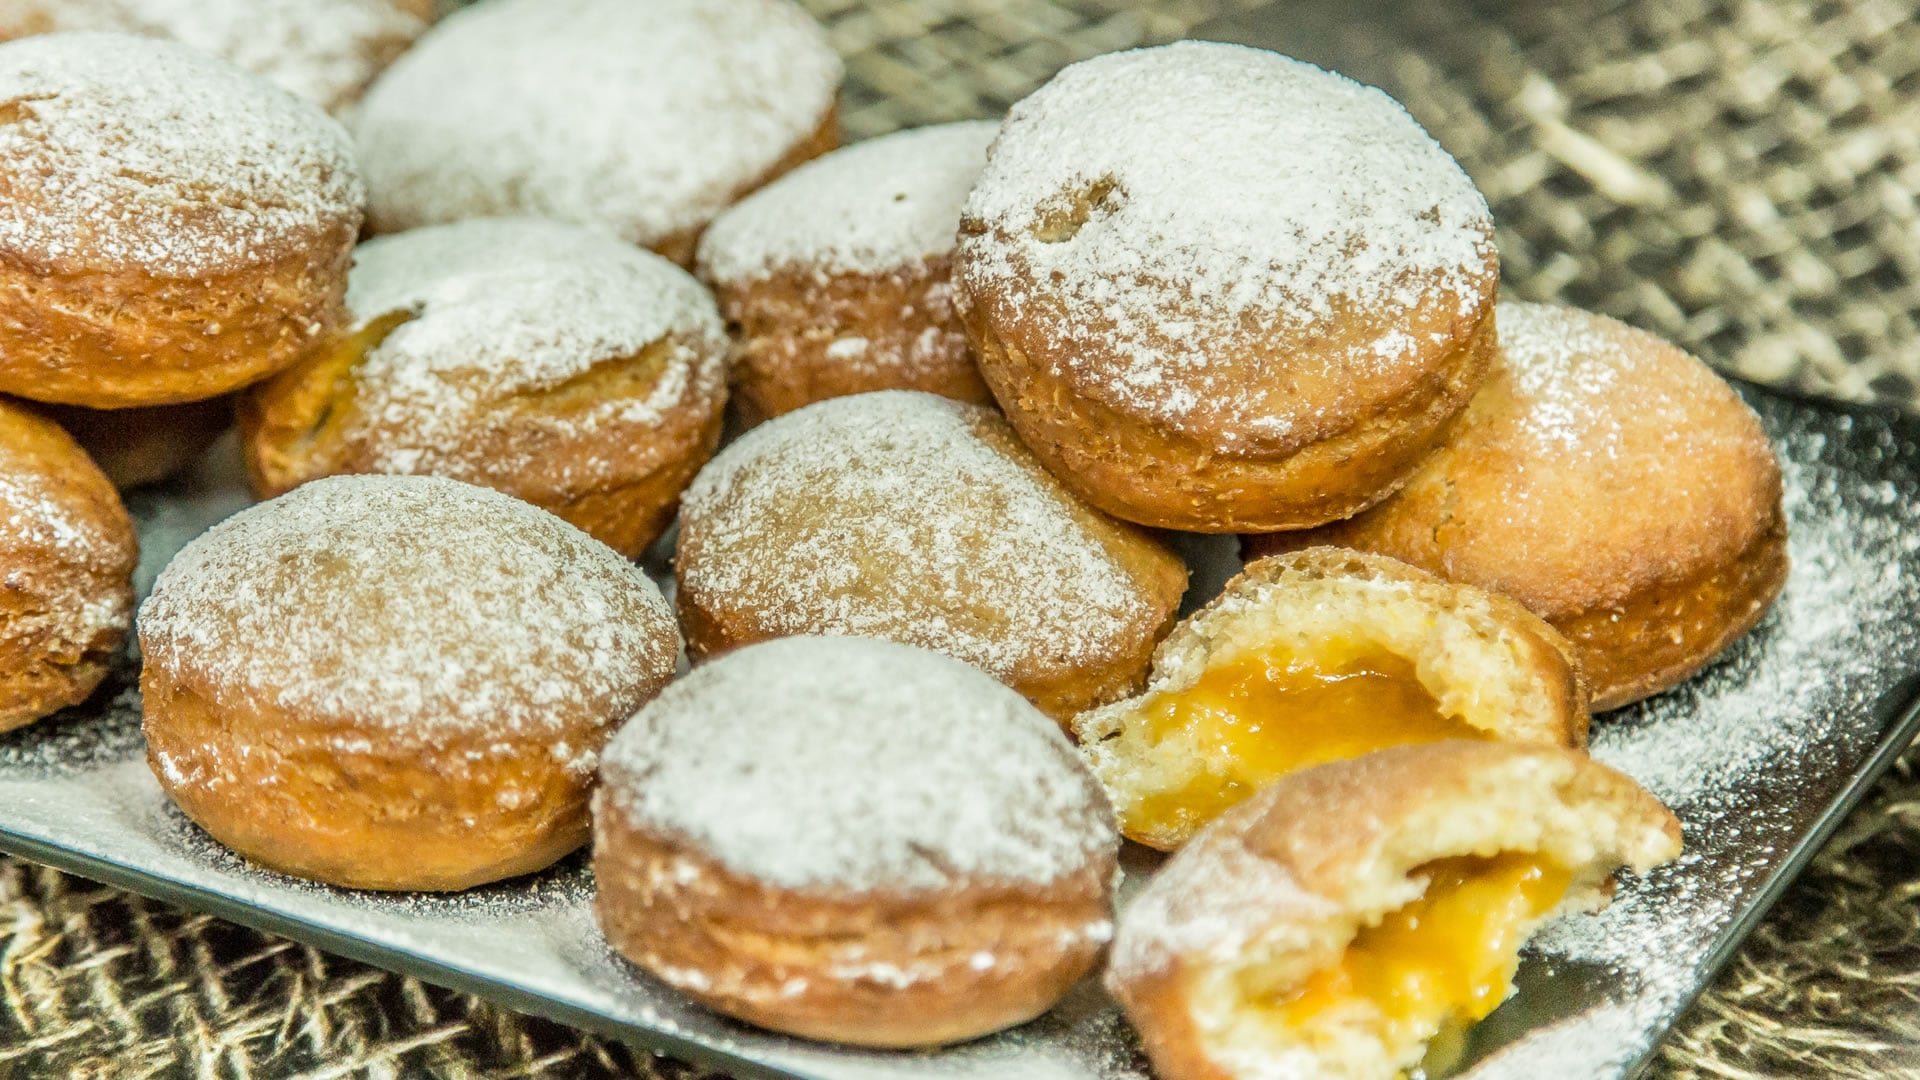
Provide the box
[241,217,729,557]
[0,400,137,732]
[1075,547,1589,851]
[697,121,1000,423]
[1109,741,1682,1080]
[0,0,426,113]
[593,635,1118,1047]
[955,41,1498,532]
[674,390,1187,720]
[1250,301,1788,710]
[139,474,678,891]
[0,32,363,407]
[353,0,842,257]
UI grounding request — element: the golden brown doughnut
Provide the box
[1109,741,1682,1080]
[139,474,678,891]
[1076,548,1589,851]
[0,33,363,409]
[954,42,1498,533]
[696,122,999,426]
[35,398,234,490]
[0,400,136,731]
[674,390,1188,721]
[0,0,426,114]
[1249,302,1788,711]
[353,0,842,265]
[240,218,729,558]
[593,636,1118,1047]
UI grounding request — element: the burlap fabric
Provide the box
[3,0,1916,1075]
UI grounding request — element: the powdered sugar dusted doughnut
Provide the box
[0,0,425,114]
[0,32,363,407]
[593,635,1118,1047]
[955,41,1499,532]
[674,390,1187,720]
[1251,302,1788,710]
[140,474,679,891]
[241,218,729,558]
[353,0,842,264]
[0,401,136,731]
[697,121,998,424]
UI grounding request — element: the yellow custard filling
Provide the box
[1127,648,1490,842]
[1277,853,1572,1058]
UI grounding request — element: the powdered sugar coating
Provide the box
[139,474,676,738]
[353,0,841,247]
[0,449,132,646]
[677,391,1160,682]
[336,217,727,481]
[1110,835,1334,984]
[0,32,363,277]
[0,0,424,114]
[599,636,1116,893]
[697,121,999,284]
[957,41,1495,441]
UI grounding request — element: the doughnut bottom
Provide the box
[143,664,597,891]
[962,299,1497,533]
[592,798,1114,1047]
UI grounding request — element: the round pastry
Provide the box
[0,401,137,731]
[1076,548,1588,851]
[353,0,842,265]
[1109,741,1682,1080]
[0,33,363,409]
[240,218,729,558]
[593,635,1118,1047]
[674,390,1188,721]
[37,398,234,490]
[0,0,426,114]
[696,121,998,426]
[1248,302,1788,711]
[954,42,1499,533]
[139,474,679,891]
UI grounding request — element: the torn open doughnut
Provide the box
[696,121,999,425]
[1248,302,1788,711]
[0,32,363,407]
[352,0,842,265]
[954,41,1498,532]
[240,218,729,558]
[139,474,679,891]
[1108,741,1682,1080]
[593,636,1119,1047]
[674,390,1188,721]
[1074,548,1588,851]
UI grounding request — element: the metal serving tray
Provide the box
[0,386,1913,1080]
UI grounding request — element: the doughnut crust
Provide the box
[0,400,136,731]
[1077,548,1589,850]
[1249,303,1788,710]
[674,391,1188,721]
[139,475,679,891]
[0,33,363,409]
[593,637,1118,1046]
[37,398,233,489]
[954,42,1498,532]
[0,0,426,114]
[1109,742,1682,1080]
[240,219,729,558]
[697,122,999,425]
[353,0,842,262]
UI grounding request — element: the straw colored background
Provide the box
[3,0,1918,1076]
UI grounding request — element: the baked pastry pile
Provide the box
[0,9,1792,1078]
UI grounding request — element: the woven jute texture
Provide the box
[3,0,1918,1077]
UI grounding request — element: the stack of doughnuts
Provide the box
[0,6,1793,1077]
